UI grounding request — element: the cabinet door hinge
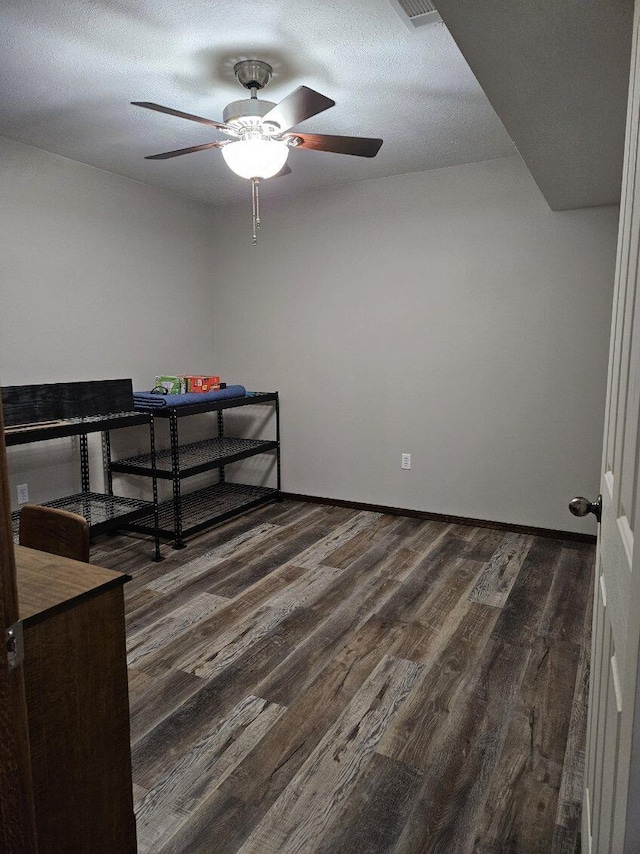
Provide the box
[6,620,24,670]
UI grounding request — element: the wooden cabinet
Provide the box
[16,546,136,853]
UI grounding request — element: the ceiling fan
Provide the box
[133,59,383,243]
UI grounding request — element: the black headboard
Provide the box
[1,379,135,427]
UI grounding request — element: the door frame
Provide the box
[0,396,37,852]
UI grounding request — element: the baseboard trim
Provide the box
[280,492,597,544]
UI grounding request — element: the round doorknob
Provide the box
[569,495,602,522]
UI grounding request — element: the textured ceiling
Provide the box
[2,2,630,211]
[436,0,633,210]
[0,0,516,206]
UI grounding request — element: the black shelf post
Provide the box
[275,394,282,499]
[169,410,185,549]
[79,433,90,493]
[102,431,114,496]
[149,416,162,561]
[217,409,225,486]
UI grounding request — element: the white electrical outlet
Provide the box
[17,483,29,504]
[401,453,412,470]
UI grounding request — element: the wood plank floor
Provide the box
[92,500,594,854]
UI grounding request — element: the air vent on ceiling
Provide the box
[390,0,442,30]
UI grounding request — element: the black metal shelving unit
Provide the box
[6,410,162,560]
[110,392,280,548]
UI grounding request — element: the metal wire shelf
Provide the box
[11,491,154,538]
[133,392,277,418]
[5,411,149,446]
[107,391,281,547]
[110,437,277,479]
[129,482,277,540]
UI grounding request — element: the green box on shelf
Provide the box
[154,376,186,394]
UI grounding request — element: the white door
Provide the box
[582,3,640,851]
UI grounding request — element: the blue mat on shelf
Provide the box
[133,385,247,409]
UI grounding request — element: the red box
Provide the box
[183,375,221,393]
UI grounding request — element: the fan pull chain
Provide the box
[251,177,261,245]
[251,177,257,245]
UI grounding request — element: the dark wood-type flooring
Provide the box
[92,500,594,854]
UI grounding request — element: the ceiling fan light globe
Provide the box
[221,139,289,179]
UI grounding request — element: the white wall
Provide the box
[1,146,619,533]
[0,136,217,506]
[210,157,619,533]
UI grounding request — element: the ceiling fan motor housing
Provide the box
[222,98,279,135]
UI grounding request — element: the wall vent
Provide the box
[389,0,442,30]
[399,0,437,16]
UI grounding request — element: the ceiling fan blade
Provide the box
[262,86,335,132]
[288,132,383,158]
[132,102,231,131]
[145,141,226,160]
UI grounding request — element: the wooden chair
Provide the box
[19,504,90,563]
